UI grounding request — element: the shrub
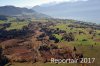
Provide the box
[82,39,87,41]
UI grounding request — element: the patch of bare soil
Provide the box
[94,38,100,42]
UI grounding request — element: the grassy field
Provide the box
[6,62,80,66]
[6,22,29,30]
[52,23,100,45]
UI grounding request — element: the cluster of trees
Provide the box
[0,23,11,29]
[0,45,8,66]
[0,25,33,40]
[49,35,59,43]
[61,32,75,42]
[37,33,46,41]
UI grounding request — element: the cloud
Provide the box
[29,0,88,7]
[0,0,88,7]
[35,0,89,6]
[39,0,88,4]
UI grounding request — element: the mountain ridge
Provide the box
[0,6,50,19]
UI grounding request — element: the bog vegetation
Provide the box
[0,17,100,66]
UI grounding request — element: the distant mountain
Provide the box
[0,6,50,19]
[32,0,100,23]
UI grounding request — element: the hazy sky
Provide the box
[0,0,88,7]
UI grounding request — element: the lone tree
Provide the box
[73,46,77,51]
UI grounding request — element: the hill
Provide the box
[0,6,50,19]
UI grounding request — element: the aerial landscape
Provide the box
[0,0,100,66]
